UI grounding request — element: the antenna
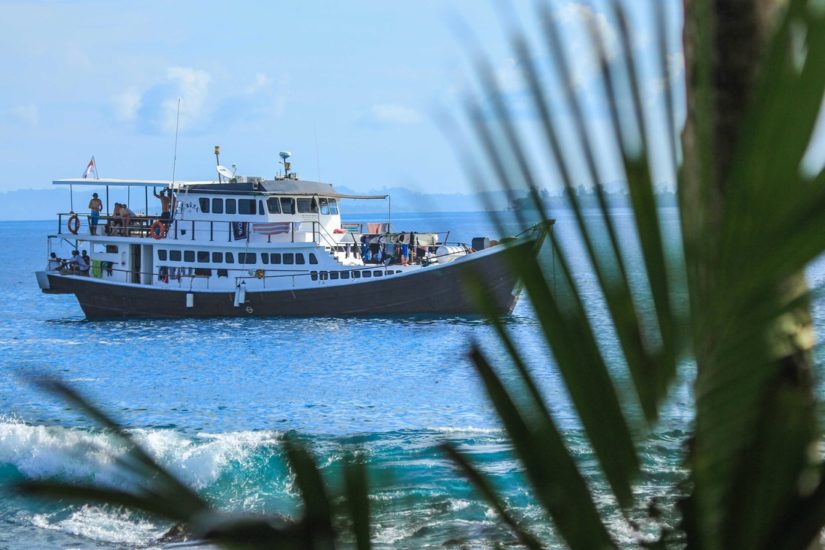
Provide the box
[313,124,321,181]
[171,98,181,184]
[215,145,222,183]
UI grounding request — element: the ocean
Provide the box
[0,208,765,548]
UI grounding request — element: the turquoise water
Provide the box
[0,210,698,548]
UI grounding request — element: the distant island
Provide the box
[0,183,677,221]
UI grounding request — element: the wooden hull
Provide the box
[40,238,536,320]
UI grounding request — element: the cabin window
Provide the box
[267,197,281,214]
[261,254,269,265]
[341,271,350,279]
[170,250,182,261]
[194,268,211,277]
[225,252,235,263]
[270,253,281,264]
[283,253,294,265]
[280,197,295,214]
[238,199,256,215]
[362,271,371,278]
[199,198,210,213]
[184,250,195,262]
[297,198,318,214]
[330,272,339,280]
[309,253,318,265]
[106,245,118,253]
[258,200,265,215]
[212,252,223,263]
[238,252,256,264]
[311,271,318,281]
[352,271,361,279]
[212,198,224,214]
[374,270,383,277]
[296,254,305,265]
[320,271,328,280]
[225,199,237,214]
[157,250,167,261]
[217,269,228,277]
[197,251,209,263]
[319,198,330,215]
[328,199,339,215]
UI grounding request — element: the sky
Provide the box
[0,0,685,197]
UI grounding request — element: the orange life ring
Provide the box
[150,220,166,239]
[67,214,80,235]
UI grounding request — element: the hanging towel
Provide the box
[91,260,102,278]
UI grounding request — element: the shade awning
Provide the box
[53,178,212,188]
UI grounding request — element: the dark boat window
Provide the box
[341,271,350,279]
[258,200,265,215]
[309,253,318,265]
[267,197,281,213]
[311,271,318,281]
[319,198,330,215]
[194,268,211,276]
[212,252,223,263]
[320,271,328,280]
[238,199,256,215]
[281,197,295,214]
[283,253,294,265]
[352,271,361,279]
[197,251,209,263]
[225,199,236,214]
[225,252,234,263]
[212,198,223,214]
[239,252,256,264]
[362,271,371,278]
[157,249,167,261]
[373,270,383,277]
[170,250,182,261]
[328,199,339,215]
[261,254,269,264]
[270,253,281,264]
[297,198,318,213]
[184,250,195,262]
[199,198,210,213]
[295,254,305,265]
[330,272,339,280]
[106,245,118,253]
[217,269,228,277]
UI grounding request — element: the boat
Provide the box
[35,154,547,319]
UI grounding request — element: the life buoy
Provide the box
[67,214,80,235]
[333,228,346,234]
[255,269,265,279]
[150,220,166,239]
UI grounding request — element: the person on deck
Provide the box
[121,204,135,235]
[78,250,90,275]
[88,193,103,235]
[154,188,172,221]
[47,252,62,271]
[66,250,80,272]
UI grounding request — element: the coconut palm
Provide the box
[441,0,825,547]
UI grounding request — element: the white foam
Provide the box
[30,505,166,547]
[0,420,280,490]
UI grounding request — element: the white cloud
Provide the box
[111,88,141,122]
[2,103,39,127]
[371,103,421,125]
[162,67,211,133]
[245,72,271,95]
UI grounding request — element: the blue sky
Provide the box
[0,0,684,196]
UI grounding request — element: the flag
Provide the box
[252,222,291,236]
[82,157,96,179]
[232,221,249,240]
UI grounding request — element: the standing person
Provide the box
[88,193,103,235]
[122,204,135,235]
[154,188,172,221]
